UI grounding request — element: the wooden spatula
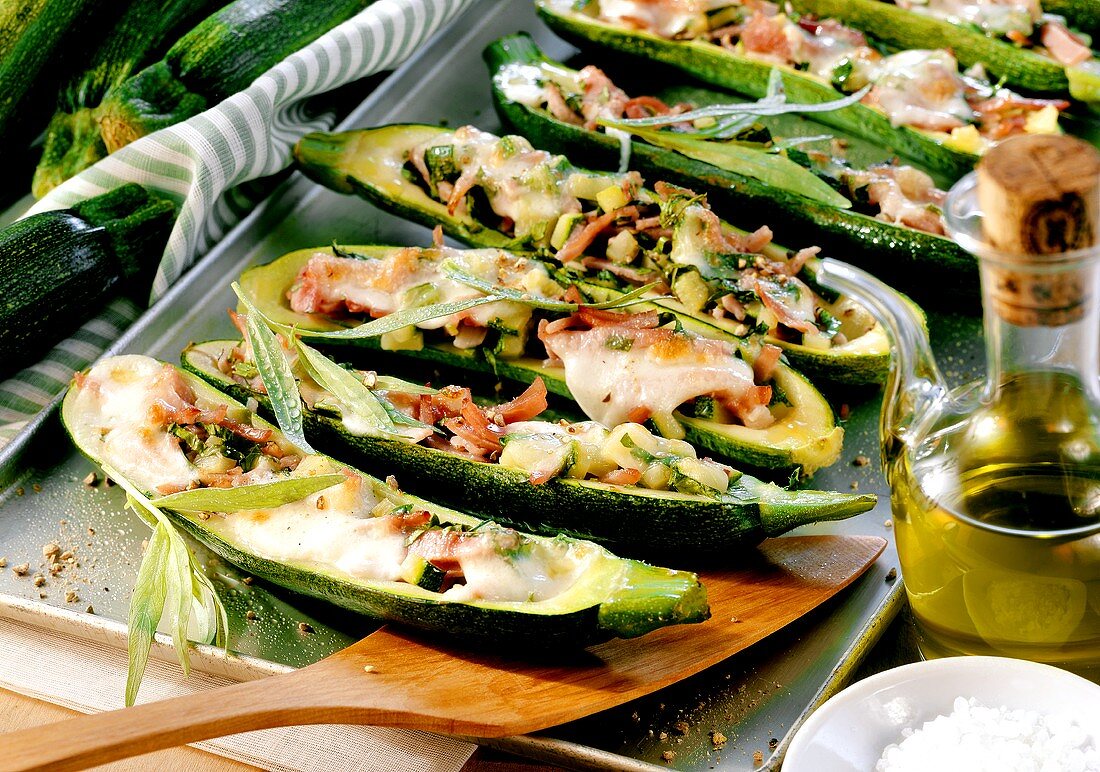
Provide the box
[0,534,886,771]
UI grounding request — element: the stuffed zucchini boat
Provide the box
[787,0,1099,102]
[293,123,892,385]
[183,334,875,555]
[237,243,845,474]
[484,34,978,302]
[535,0,1069,176]
[63,354,709,643]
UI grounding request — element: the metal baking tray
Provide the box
[0,1,991,768]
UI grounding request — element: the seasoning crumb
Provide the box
[65,591,79,603]
[15,487,23,496]
[659,731,668,741]
[661,751,676,763]
[87,527,96,536]
[245,610,257,621]
[850,481,859,490]
[385,475,399,490]
[884,519,893,528]
[86,606,95,615]
[673,720,690,735]
[769,737,779,749]
[60,550,75,562]
[242,576,254,586]
[102,477,114,488]
[298,622,314,634]
[711,731,727,747]
[362,665,376,674]
[886,567,898,583]
[32,574,45,588]
[853,455,870,467]
[730,616,741,623]
[82,472,99,487]
[838,403,850,420]
[32,483,42,493]
[49,563,64,576]
[12,563,29,576]
[0,558,6,568]
[753,749,764,767]
[43,542,61,561]
[316,495,328,511]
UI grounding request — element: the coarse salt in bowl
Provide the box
[784,656,1100,772]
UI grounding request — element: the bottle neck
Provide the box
[980,258,1100,398]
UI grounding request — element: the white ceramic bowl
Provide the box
[784,656,1100,771]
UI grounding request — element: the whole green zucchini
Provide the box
[0,0,120,163]
[787,0,1097,101]
[235,244,846,474]
[85,0,373,164]
[0,184,176,379]
[64,354,709,644]
[484,33,978,306]
[32,0,226,198]
[292,123,893,386]
[534,0,977,179]
[183,339,876,555]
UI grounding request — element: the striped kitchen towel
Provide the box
[0,0,476,447]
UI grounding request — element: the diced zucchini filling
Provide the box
[405,125,634,247]
[499,420,736,495]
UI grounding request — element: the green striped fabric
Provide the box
[0,0,474,447]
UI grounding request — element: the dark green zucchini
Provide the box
[0,184,176,379]
[534,0,977,179]
[95,0,374,158]
[64,355,709,644]
[32,0,225,198]
[183,340,876,556]
[484,33,978,306]
[0,0,120,160]
[236,245,846,474]
[787,0,1095,101]
[292,123,893,385]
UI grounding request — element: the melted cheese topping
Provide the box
[869,50,973,130]
[595,0,713,38]
[413,126,581,242]
[898,0,1039,36]
[542,328,756,428]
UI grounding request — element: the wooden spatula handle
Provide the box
[0,662,428,772]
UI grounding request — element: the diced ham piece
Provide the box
[1042,21,1092,66]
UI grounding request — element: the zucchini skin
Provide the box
[484,34,979,308]
[236,245,845,475]
[534,0,977,179]
[0,0,119,162]
[183,341,877,557]
[788,0,1070,96]
[0,184,176,379]
[62,357,710,644]
[32,0,224,198]
[97,0,375,155]
[1044,0,1100,36]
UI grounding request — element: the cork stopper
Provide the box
[976,134,1100,326]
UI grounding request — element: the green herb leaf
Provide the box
[441,260,666,311]
[603,126,851,209]
[106,464,227,707]
[299,295,506,341]
[232,283,313,453]
[296,340,396,434]
[152,474,346,512]
[373,376,437,395]
[125,518,170,707]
